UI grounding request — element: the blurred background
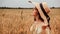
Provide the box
[0,0,60,8]
[0,0,60,34]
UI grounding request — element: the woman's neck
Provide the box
[35,15,42,22]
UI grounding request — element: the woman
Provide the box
[30,2,51,34]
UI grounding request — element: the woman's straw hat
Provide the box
[28,1,50,14]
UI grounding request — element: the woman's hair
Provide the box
[34,7,44,22]
[34,7,50,23]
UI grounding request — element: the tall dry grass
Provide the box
[0,8,60,34]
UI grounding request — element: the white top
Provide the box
[30,21,50,34]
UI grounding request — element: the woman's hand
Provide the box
[42,26,47,30]
[42,23,48,30]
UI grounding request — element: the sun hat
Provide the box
[28,1,51,14]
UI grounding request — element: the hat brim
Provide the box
[42,2,50,14]
[29,1,50,14]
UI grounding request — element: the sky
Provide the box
[0,0,60,8]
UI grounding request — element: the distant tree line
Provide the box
[0,7,33,9]
[0,7,60,9]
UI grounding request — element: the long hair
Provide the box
[34,7,44,22]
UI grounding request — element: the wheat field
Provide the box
[0,8,60,34]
